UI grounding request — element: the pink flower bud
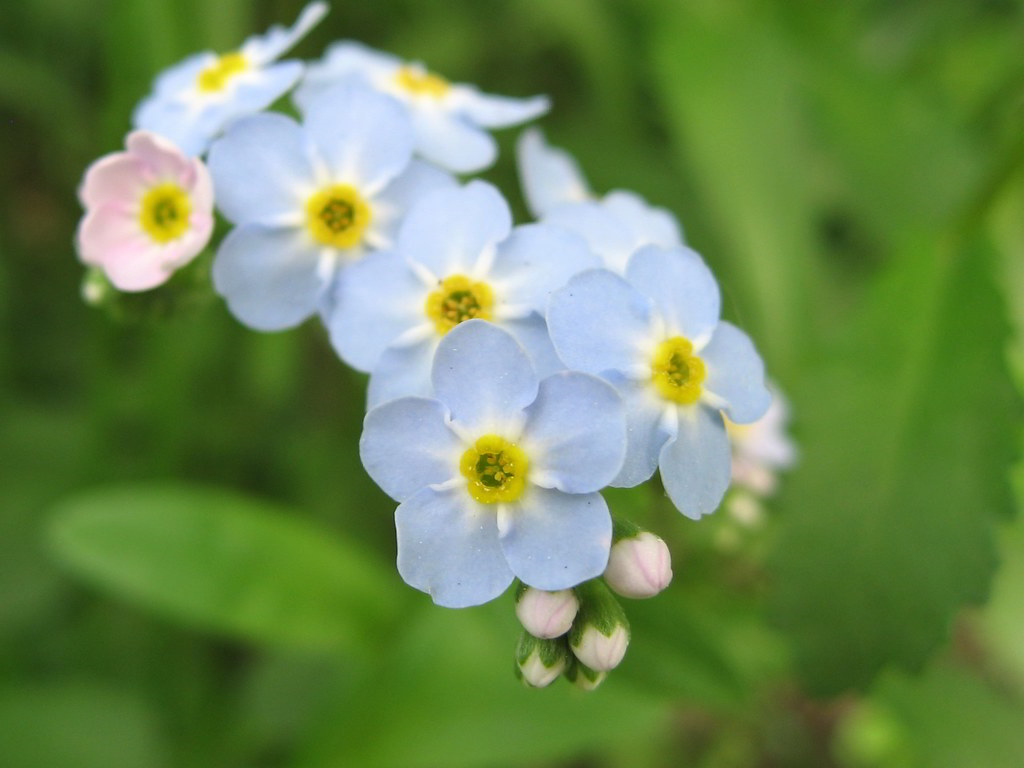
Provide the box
[515,587,579,638]
[604,532,672,599]
[570,623,629,672]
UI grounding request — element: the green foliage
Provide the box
[48,484,404,651]
[771,235,1017,692]
[1,0,1023,765]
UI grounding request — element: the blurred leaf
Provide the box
[980,517,1024,688]
[770,234,1018,693]
[48,484,405,651]
[874,662,1024,768]
[297,602,671,768]
[0,682,167,768]
[649,2,816,373]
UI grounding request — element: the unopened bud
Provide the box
[564,656,606,691]
[604,531,672,599]
[515,583,578,638]
[569,580,630,671]
[514,632,568,688]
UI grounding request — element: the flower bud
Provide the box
[569,580,630,672]
[604,531,672,599]
[564,656,606,691]
[515,583,578,638]
[514,632,568,688]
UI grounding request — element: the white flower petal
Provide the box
[516,127,592,218]
[625,244,720,341]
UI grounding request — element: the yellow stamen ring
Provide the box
[652,336,706,405]
[196,52,248,93]
[139,182,191,244]
[460,435,528,504]
[305,185,371,249]
[394,65,450,99]
[425,275,494,335]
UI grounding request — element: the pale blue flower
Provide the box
[546,245,771,519]
[134,2,329,157]
[296,42,550,173]
[517,128,683,274]
[326,180,599,405]
[206,81,454,331]
[359,320,627,607]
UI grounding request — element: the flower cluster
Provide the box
[74,3,791,690]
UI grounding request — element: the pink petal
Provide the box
[79,153,146,208]
[126,130,192,182]
[76,204,146,265]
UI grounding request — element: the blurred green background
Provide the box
[1,0,1023,766]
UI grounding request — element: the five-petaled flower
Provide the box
[547,244,772,519]
[359,320,627,608]
[206,80,453,331]
[76,131,214,291]
[296,41,550,173]
[327,180,598,406]
[134,2,329,156]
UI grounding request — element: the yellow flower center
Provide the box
[139,182,191,244]
[652,336,706,405]
[425,275,494,335]
[305,185,371,249]
[460,435,529,504]
[394,65,450,99]
[196,52,249,93]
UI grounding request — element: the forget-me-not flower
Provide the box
[327,180,599,406]
[76,131,214,291]
[546,244,771,519]
[134,2,329,157]
[359,320,627,608]
[517,128,683,274]
[207,81,454,331]
[296,42,550,173]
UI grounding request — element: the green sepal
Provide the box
[569,580,631,646]
[515,631,568,669]
[611,516,643,544]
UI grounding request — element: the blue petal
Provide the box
[602,372,670,487]
[546,269,653,376]
[292,41,399,112]
[431,320,539,431]
[516,128,592,218]
[450,87,550,128]
[521,372,626,493]
[498,488,611,591]
[543,200,635,273]
[397,181,511,279]
[303,81,414,191]
[212,224,324,330]
[327,250,429,372]
[241,2,328,65]
[412,110,497,174]
[207,112,313,225]
[367,336,439,409]
[700,321,772,424]
[603,190,683,249]
[359,397,463,502]
[369,160,456,247]
[396,486,514,608]
[625,244,720,341]
[659,405,731,520]
[499,313,565,379]
[489,223,600,314]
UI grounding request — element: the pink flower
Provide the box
[76,131,214,291]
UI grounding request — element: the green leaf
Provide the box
[769,235,1018,692]
[0,683,167,768]
[648,2,817,373]
[48,484,405,651]
[297,602,671,768]
[875,663,1024,768]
